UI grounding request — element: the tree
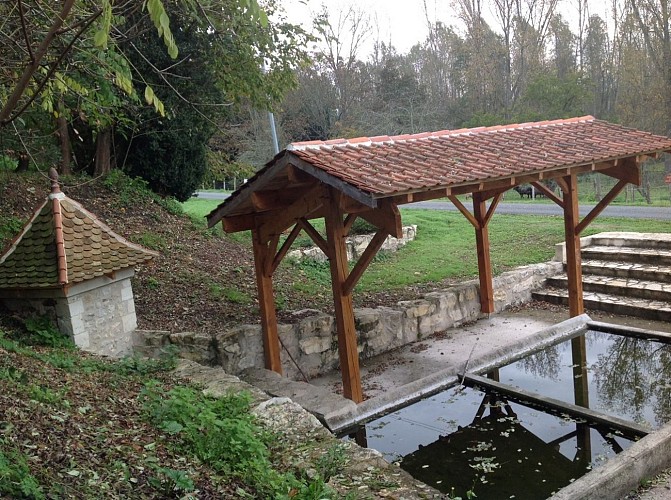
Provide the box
[627,0,671,136]
[116,0,310,200]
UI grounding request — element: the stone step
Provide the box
[239,367,357,431]
[580,259,671,282]
[587,233,671,251]
[546,274,671,302]
[581,246,671,266]
[532,288,671,322]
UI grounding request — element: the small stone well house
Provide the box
[0,170,157,356]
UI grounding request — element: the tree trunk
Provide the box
[94,127,112,176]
[57,98,72,175]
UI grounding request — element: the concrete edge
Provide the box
[329,314,592,434]
[550,422,671,500]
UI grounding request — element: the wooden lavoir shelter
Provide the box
[207,116,671,403]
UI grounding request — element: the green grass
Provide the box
[181,198,671,294]
[358,210,671,291]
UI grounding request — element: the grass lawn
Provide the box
[182,198,671,294]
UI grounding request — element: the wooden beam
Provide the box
[480,185,512,201]
[222,213,255,233]
[208,153,292,227]
[575,179,628,235]
[343,230,388,295]
[296,218,331,259]
[462,374,648,439]
[271,224,302,274]
[289,155,377,208]
[325,188,363,403]
[343,213,358,235]
[251,229,282,374]
[483,192,503,226]
[448,195,480,229]
[601,157,641,185]
[256,184,325,243]
[561,173,584,317]
[265,234,280,276]
[530,181,564,207]
[473,192,494,314]
[358,201,402,239]
[251,185,318,211]
[286,164,315,183]
[387,187,450,205]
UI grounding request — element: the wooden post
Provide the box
[325,189,363,403]
[473,193,494,314]
[251,229,282,373]
[562,174,585,317]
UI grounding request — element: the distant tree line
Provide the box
[2,0,670,201]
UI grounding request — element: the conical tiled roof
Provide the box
[0,169,157,290]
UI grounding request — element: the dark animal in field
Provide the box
[513,185,532,198]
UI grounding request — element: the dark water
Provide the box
[351,330,671,499]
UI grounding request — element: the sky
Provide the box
[281,0,614,57]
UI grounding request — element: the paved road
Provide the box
[407,200,671,220]
[196,192,671,220]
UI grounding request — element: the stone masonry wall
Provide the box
[135,261,562,380]
[0,269,137,357]
[287,225,417,262]
[62,273,137,357]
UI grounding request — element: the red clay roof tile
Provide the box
[285,116,671,197]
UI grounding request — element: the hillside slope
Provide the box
[0,172,303,332]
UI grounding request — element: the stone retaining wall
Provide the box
[287,225,417,262]
[134,261,562,380]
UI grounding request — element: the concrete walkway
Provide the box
[242,304,671,499]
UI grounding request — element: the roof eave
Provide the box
[206,151,378,227]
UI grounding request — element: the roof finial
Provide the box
[49,167,61,194]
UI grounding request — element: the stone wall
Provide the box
[135,261,562,379]
[287,225,417,262]
[1,268,137,357]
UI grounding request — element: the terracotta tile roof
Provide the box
[287,116,671,198]
[0,188,157,290]
[207,116,671,225]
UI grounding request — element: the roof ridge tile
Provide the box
[288,116,596,150]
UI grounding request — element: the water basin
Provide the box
[348,328,671,499]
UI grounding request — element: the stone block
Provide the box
[120,282,134,302]
[169,331,217,365]
[296,313,334,340]
[299,336,331,355]
[399,299,435,318]
[121,313,137,333]
[73,332,90,349]
[354,308,381,340]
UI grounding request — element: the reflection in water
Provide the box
[397,386,625,499]
[592,333,671,427]
[502,331,671,429]
[519,343,562,380]
[349,329,671,499]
